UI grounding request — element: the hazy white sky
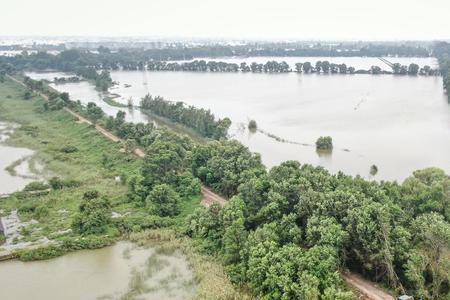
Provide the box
[1,0,449,40]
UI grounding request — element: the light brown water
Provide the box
[26,56,450,181]
[0,122,35,194]
[0,242,196,300]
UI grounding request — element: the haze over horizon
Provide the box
[1,0,450,41]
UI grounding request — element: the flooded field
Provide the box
[26,56,450,181]
[0,122,38,195]
[0,242,196,300]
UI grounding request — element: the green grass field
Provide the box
[0,77,201,246]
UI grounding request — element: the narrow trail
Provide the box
[7,75,394,300]
[7,75,226,207]
[342,272,395,300]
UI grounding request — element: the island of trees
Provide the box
[316,136,333,150]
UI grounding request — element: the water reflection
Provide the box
[0,242,196,300]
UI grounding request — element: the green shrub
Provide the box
[17,245,65,261]
[316,136,333,150]
[72,192,112,235]
[248,120,257,131]
[18,201,38,214]
[60,145,78,153]
[48,177,81,190]
[176,172,201,198]
[146,184,180,217]
[61,235,114,251]
[23,181,50,192]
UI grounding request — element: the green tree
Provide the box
[72,191,111,234]
[408,63,419,75]
[408,213,450,299]
[146,184,180,217]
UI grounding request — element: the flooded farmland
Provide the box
[0,242,196,300]
[26,56,450,181]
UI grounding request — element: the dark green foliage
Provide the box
[190,139,265,197]
[17,245,65,261]
[140,94,231,139]
[86,102,104,123]
[23,181,50,191]
[370,164,378,176]
[23,90,32,100]
[60,145,78,153]
[435,42,450,99]
[72,191,112,234]
[146,184,180,217]
[316,136,333,150]
[175,171,201,198]
[248,120,257,131]
[186,140,450,299]
[48,177,81,190]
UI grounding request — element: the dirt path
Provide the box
[7,75,226,206]
[342,272,395,300]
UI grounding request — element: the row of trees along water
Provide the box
[140,94,231,139]
[435,42,450,98]
[18,74,450,299]
[143,60,438,75]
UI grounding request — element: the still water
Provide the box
[0,122,36,194]
[0,242,196,300]
[26,56,449,181]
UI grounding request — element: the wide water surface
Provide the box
[0,241,196,300]
[26,57,449,181]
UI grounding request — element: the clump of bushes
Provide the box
[16,235,116,261]
[17,244,65,261]
[370,164,378,176]
[146,184,180,217]
[23,181,50,192]
[316,136,333,150]
[248,120,257,131]
[48,177,81,190]
[72,190,112,235]
[60,145,78,153]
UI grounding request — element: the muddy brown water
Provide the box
[0,242,196,300]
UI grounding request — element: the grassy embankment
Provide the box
[0,77,247,299]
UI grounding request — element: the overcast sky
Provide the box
[2,0,449,40]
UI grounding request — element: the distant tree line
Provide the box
[140,94,231,139]
[143,59,437,76]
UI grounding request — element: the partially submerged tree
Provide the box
[316,136,333,150]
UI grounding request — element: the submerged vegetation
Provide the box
[248,120,257,131]
[316,136,333,150]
